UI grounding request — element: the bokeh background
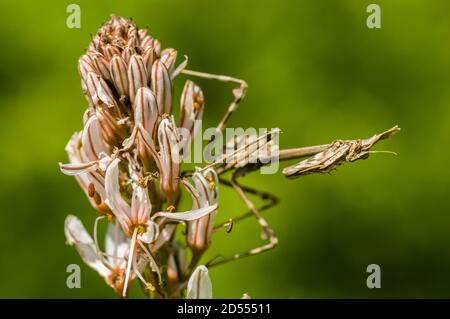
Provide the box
[0,0,449,298]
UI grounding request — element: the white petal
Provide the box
[139,220,159,244]
[136,124,161,169]
[81,116,109,161]
[186,265,212,299]
[97,154,112,172]
[96,76,116,107]
[64,215,110,277]
[131,185,151,225]
[65,132,83,163]
[104,159,132,230]
[152,204,218,222]
[192,169,218,206]
[105,222,129,268]
[59,161,97,176]
[181,179,201,209]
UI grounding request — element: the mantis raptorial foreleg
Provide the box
[181,69,248,133]
[207,167,278,268]
[213,177,279,233]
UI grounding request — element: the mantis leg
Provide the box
[181,69,248,132]
[207,168,278,268]
[213,177,279,232]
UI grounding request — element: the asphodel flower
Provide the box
[59,120,112,216]
[183,168,219,254]
[179,80,204,151]
[65,215,142,295]
[186,265,212,299]
[103,157,217,296]
[61,15,219,298]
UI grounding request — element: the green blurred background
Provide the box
[0,0,449,298]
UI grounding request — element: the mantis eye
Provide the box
[360,152,370,160]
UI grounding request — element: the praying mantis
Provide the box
[179,68,400,268]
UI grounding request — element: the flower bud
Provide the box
[160,48,177,75]
[128,55,148,104]
[110,55,129,98]
[151,60,172,115]
[96,106,128,147]
[158,117,181,204]
[179,80,204,151]
[185,169,218,253]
